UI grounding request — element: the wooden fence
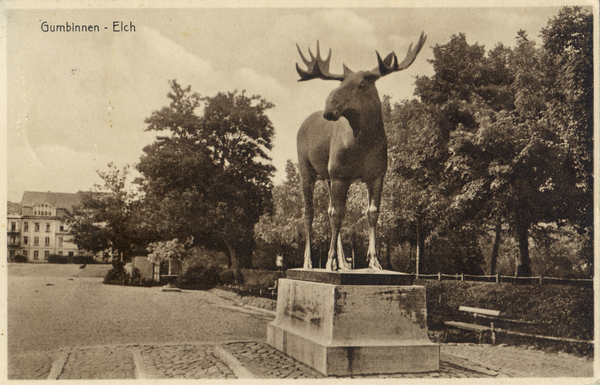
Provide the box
[415,273,593,287]
[227,272,592,301]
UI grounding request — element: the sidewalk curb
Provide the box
[214,345,257,379]
[46,351,68,380]
[213,304,275,319]
[132,349,159,379]
[242,304,276,317]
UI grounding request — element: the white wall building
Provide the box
[7,191,83,262]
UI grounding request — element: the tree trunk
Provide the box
[226,243,243,284]
[514,214,532,277]
[490,220,501,275]
[408,242,414,273]
[351,232,356,270]
[385,235,392,270]
[416,219,425,274]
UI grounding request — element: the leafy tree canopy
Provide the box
[136,80,276,282]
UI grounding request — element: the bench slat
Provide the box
[445,321,491,332]
[459,306,501,317]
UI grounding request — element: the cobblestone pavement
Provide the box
[23,342,503,380]
[222,341,325,379]
[137,344,236,379]
[221,341,499,379]
[11,340,595,380]
[59,346,135,379]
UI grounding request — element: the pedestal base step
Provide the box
[268,323,439,376]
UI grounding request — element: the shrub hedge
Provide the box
[179,265,221,290]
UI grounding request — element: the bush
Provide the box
[219,270,236,285]
[48,254,69,264]
[140,278,154,287]
[103,260,130,285]
[72,256,95,265]
[13,254,27,263]
[180,264,221,290]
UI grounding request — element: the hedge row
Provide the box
[419,279,593,355]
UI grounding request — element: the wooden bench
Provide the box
[444,306,501,344]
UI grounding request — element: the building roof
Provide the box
[7,201,22,215]
[21,191,83,211]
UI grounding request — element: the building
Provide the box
[7,191,86,262]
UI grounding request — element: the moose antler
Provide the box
[296,41,346,82]
[374,31,427,77]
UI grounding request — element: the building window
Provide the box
[10,222,17,231]
[23,236,28,245]
[34,236,39,246]
[23,250,28,257]
[34,251,39,260]
[46,223,51,232]
[59,237,63,247]
[33,203,54,216]
[24,222,29,232]
[45,251,50,260]
[68,252,74,257]
[58,251,63,256]
[60,225,65,232]
[34,222,40,232]
[45,237,50,246]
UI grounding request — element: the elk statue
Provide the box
[296,32,427,271]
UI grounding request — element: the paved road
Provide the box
[8,266,270,378]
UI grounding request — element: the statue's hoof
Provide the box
[368,258,383,270]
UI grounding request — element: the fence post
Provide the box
[496,274,500,283]
[539,276,544,285]
[438,272,442,281]
[461,273,464,282]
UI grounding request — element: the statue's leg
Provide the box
[300,167,317,269]
[337,233,352,270]
[366,177,383,270]
[326,179,350,271]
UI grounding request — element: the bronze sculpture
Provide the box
[296,32,427,271]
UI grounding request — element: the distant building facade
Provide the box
[7,191,90,262]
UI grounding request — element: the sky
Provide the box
[4,0,589,202]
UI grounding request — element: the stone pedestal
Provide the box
[267,269,439,376]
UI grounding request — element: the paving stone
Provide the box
[58,346,135,379]
[139,345,236,379]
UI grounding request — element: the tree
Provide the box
[540,6,593,233]
[147,238,187,276]
[409,7,593,276]
[386,98,453,273]
[136,80,276,283]
[67,163,140,261]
